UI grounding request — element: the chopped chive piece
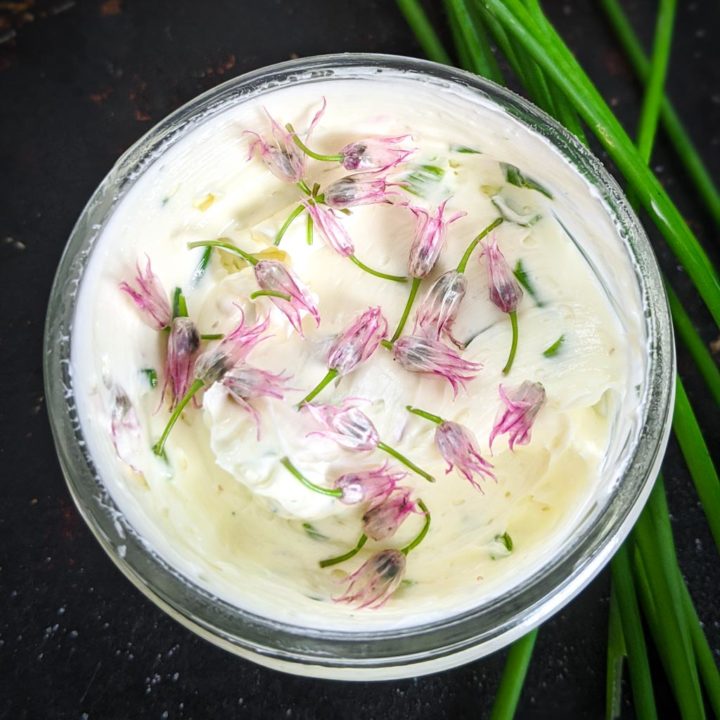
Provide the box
[200,333,224,341]
[543,335,565,357]
[501,162,553,198]
[192,246,213,285]
[403,163,446,197]
[172,287,188,318]
[452,144,482,154]
[302,522,328,541]
[141,368,158,388]
[513,260,543,305]
[496,532,514,551]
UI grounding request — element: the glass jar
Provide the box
[44,54,674,680]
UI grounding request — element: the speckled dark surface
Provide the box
[1,1,718,718]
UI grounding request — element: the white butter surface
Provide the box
[72,77,644,630]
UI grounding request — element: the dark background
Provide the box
[1,1,718,718]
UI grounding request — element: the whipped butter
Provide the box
[71,76,644,631]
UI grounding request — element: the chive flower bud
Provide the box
[254,259,320,334]
[324,174,398,209]
[339,135,413,172]
[302,201,355,257]
[435,420,495,489]
[119,256,172,330]
[335,549,407,609]
[327,306,388,376]
[334,464,407,505]
[164,317,200,407]
[489,381,546,451]
[414,270,468,347]
[362,487,419,541]
[407,200,465,278]
[391,335,481,396]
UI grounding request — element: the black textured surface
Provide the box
[1,1,718,718]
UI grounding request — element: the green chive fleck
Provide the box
[501,162,553,199]
[543,335,565,358]
[141,368,158,389]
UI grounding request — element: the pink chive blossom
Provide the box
[222,365,291,439]
[302,201,354,257]
[435,421,495,490]
[482,236,523,313]
[245,99,326,183]
[333,463,407,505]
[335,549,406,609]
[327,306,388,375]
[324,174,399,209]
[362,487,420,541]
[414,270,468,348]
[254,260,320,334]
[489,381,546,451]
[339,135,413,172]
[302,399,379,451]
[194,312,270,384]
[110,387,142,471]
[392,335,481,396]
[164,317,200,407]
[407,200,466,278]
[119,257,172,330]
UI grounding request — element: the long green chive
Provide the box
[599,0,720,227]
[280,456,343,498]
[489,629,538,720]
[274,204,305,246]
[605,583,626,720]
[389,276,422,342]
[666,283,720,404]
[395,0,452,65]
[446,0,504,82]
[633,482,705,718]
[152,378,204,457]
[671,377,720,554]
[187,239,258,266]
[481,0,720,326]
[610,546,657,719]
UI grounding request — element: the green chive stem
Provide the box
[187,239,258,266]
[349,254,408,283]
[280,456,343,499]
[599,0,720,227]
[306,212,314,245]
[401,499,431,555]
[502,310,519,375]
[489,629,538,720]
[456,217,503,273]
[395,0,453,64]
[250,290,292,302]
[200,333,224,341]
[405,405,444,425]
[605,582,627,720]
[319,534,368,568]
[274,204,305,246]
[610,546,657,719]
[286,124,343,163]
[296,178,313,196]
[298,368,339,407]
[376,441,435,483]
[152,378,204,457]
[390,276,422,342]
[172,287,189,319]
